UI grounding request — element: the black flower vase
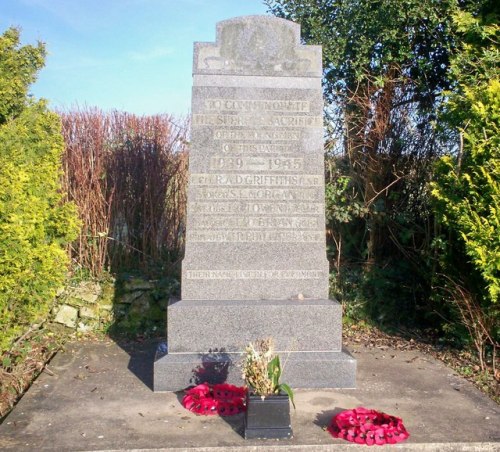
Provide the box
[244,392,292,439]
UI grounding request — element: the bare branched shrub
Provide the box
[60,108,188,277]
[341,65,438,264]
[324,64,441,281]
[442,277,499,376]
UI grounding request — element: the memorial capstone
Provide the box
[154,15,356,391]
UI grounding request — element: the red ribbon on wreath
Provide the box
[328,407,409,446]
[182,383,247,416]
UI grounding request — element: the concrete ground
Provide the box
[0,339,498,451]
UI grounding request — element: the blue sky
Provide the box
[1,0,270,116]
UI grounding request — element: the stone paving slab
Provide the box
[0,339,498,451]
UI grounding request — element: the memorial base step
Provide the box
[154,297,356,391]
[166,298,343,353]
[154,348,356,392]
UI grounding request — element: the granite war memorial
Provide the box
[154,15,356,390]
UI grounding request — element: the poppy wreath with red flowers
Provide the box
[182,383,247,416]
[328,407,409,446]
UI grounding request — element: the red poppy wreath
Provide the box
[182,383,247,416]
[328,407,409,446]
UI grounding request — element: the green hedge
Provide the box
[0,28,79,352]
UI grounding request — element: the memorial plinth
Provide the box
[154,15,356,391]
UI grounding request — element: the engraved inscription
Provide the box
[214,129,301,141]
[192,216,320,229]
[190,174,323,186]
[209,156,303,172]
[194,188,320,201]
[182,17,330,301]
[204,99,310,112]
[190,202,324,215]
[193,114,322,128]
[221,143,295,154]
[186,270,324,280]
[187,230,323,243]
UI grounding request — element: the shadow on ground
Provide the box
[314,408,346,430]
[112,339,158,391]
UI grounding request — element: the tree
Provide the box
[0,28,79,352]
[266,0,459,325]
[0,28,46,124]
[266,0,455,106]
[431,5,499,369]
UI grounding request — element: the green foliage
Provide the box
[432,6,499,306]
[362,262,427,326]
[0,28,46,124]
[324,161,368,272]
[430,4,499,366]
[268,0,498,341]
[433,81,500,303]
[266,0,456,104]
[0,28,79,352]
[450,7,499,87]
[268,0,457,270]
[330,261,429,330]
[268,355,295,408]
[325,172,366,225]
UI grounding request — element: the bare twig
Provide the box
[59,108,189,276]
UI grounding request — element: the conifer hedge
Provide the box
[0,28,79,352]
